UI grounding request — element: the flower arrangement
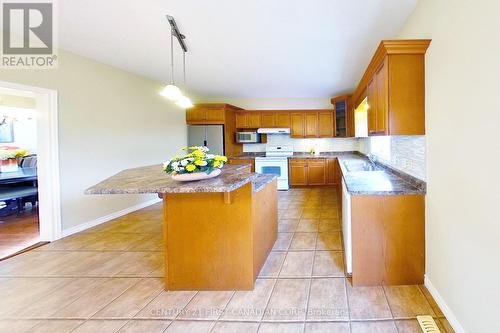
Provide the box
[0,148,28,161]
[163,146,228,175]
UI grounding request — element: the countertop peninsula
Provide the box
[85,164,276,194]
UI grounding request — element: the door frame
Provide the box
[0,80,62,241]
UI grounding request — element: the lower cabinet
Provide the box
[228,158,255,172]
[289,158,331,186]
[326,158,339,185]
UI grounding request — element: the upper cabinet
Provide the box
[290,110,334,138]
[331,95,353,137]
[186,103,242,125]
[351,40,431,136]
[235,112,261,129]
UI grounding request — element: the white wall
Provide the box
[0,50,187,231]
[398,0,500,332]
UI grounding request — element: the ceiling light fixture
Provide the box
[160,15,193,108]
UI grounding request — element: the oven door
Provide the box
[255,157,289,190]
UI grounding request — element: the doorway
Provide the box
[0,81,61,260]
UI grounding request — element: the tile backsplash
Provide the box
[358,136,426,180]
[244,135,426,181]
[243,135,358,153]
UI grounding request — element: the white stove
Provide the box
[255,145,293,190]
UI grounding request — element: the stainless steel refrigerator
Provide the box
[187,125,225,155]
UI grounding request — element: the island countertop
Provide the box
[85,164,276,194]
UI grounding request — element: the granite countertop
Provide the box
[232,151,425,196]
[85,164,276,195]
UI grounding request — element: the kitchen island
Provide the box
[86,164,277,291]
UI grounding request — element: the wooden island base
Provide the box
[162,180,277,291]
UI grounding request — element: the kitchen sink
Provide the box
[344,161,382,172]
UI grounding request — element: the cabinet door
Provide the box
[305,112,318,138]
[186,108,205,123]
[326,158,337,185]
[375,60,388,135]
[290,113,305,138]
[235,113,247,129]
[307,159,326,185]
[247,112,261,128]
[261,112,275,127]
[318,112,334,137]
[228,158,255,172]
[276,112,291,128]
[367,78,378,135]
[289,160,308,185]
[205,108,225,123]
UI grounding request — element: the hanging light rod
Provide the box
[166,15,187,52]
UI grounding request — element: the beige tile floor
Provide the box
[0,188,454,333]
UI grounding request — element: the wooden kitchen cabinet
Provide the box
[307,159,326,185]
[235,112,247,128]
[260,112,276,127]
[305,113,319,138]
[186,104,226,124]
[351,40,430,136]
[289,159,308,186]
[228,158,255,172]
[331,95,352,137]
[290,113,305,138]
[326,158,338,185]
[275,112,290,127]
[318,112,334,137]
[235,112,261,129]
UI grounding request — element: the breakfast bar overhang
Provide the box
[86,164,278,291]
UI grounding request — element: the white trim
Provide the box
[0,81,62,241]
[424,275,467,333]
[61,198,161,237]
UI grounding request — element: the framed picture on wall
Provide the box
[0,118,14,143]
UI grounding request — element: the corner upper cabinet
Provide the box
[351,40,430,136]
[331,95,352,137]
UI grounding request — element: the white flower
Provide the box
[180,159,189,166]
[206,154,215,159]
[173,165,180,172]
[172,161,179,168]
[162,161,170,169]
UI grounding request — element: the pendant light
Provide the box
[160,15,193,109]
[175,51,193,108]
[159,28,183,101]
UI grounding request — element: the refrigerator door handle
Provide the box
[203,140,207,147]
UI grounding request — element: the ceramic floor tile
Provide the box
[316,232,342,250]
[221,279,276,321]
[301,209,321,219]
[279,251,314,278]
[258,322,304,333]
[116,320,171,333]
[418,285,444,317]
[281,209,303,219]
[320,209,338,219]
[177,291,234,320]
[289,233,317,250]
[383,285,435,318]
[258,252,285,278]
[312,251,345,277]
[350,321,398,333]
[272,233,293,252]
[164,320,215,332]
[307,278,348,321]
[71,319,128,333]
[135,291,197,319]
[318,219,341,232]
[346,281,392,320]
[263,279,309,321]
[296,219,319,232]
[211,321,259,333]
[93,278,164,318]
[305,322,350,333]
[278,219,300,232]
[53,278,139,318]
[394,319,423,333]
[0,319,40,332]
[29,320,86,333]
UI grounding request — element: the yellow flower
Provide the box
[214,155,227,162]
[185,164,196,172]
[213,160,221,167]
[194,160,207,166]
[192,150,205,158]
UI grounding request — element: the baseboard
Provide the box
[61,197,161,238]
[424,275,467,333]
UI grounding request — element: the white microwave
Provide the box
[236,131,261,143]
